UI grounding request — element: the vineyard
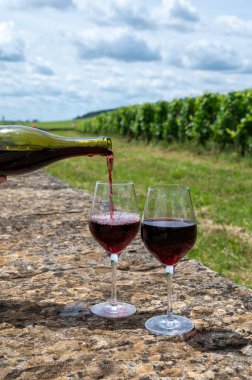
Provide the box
[77,89,252,156]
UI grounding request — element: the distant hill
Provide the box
[75,108,118,119]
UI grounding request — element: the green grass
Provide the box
[43,127,252,288]
[37,120,75,130]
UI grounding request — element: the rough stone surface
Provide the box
[0,172,251,380]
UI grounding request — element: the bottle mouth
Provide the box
[102,136,112,151]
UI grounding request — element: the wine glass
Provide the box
[89,180,140,318]
[141,185,197,335]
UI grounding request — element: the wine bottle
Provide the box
[0,125,112,175]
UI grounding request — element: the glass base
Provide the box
[145,314,194,336]
[58,302,90,317]
[91,301,136,319]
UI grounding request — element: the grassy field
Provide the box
[40,124,252,288]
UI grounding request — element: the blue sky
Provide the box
[0,0,252,121]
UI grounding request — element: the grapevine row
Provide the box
[77,89,252,156]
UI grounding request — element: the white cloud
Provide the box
[73,0,199,31]
[71,0,152,29]
[0,0,75,9]
[0,65,88,120]
[241,60,252,74]
[216,15,252,37]
[0,21,25,62]
[153,0,199,30]
[74,30,161,62]
[159,0,199,22]
[112,0,154,30]
[169,40,242,71]
[28,57,54,76]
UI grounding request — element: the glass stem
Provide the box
[165,266,174,321]
[110,254,118,306]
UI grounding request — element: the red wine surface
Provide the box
[89,212,140,254]
[0,147,111,175]
[141,218,197,265]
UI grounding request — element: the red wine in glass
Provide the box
[141,218,197,266]
[89,212,140,255]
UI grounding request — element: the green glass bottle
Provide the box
[0,125,112,175]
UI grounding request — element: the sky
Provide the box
[0,0,252,122]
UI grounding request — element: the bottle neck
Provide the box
[61,136,111,146]
[50,136,112,156]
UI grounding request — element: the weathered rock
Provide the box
[0,172,251,379]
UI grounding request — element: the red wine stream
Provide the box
[107,152,114,219]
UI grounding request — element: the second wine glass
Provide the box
[141,185,197,335]
[89,180,140,318]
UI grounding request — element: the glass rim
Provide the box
[95,180,134,186]
[147,184,190,191]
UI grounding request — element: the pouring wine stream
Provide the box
[106,152,114,220]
